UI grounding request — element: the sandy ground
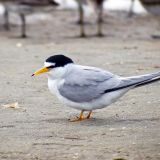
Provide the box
[0,9,160,160]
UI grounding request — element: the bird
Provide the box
[129,0,160,17]
[128,0,160,38]
[3,3,33,38]
[32,54,160,122]
[1,0,59,38]
[76,0,104,37]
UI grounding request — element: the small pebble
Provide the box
[16,43,23,48]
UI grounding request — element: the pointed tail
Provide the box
[104,71,160,94]
[134,74,160,88]
[124,71,160,88]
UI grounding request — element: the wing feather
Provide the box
[59,66,121,102]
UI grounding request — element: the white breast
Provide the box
[48,78,79,108]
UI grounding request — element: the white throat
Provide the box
[47,67,64,80]
[47,64,73,80]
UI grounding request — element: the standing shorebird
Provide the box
[129,0,160,38]
[1,0,59,38]
[129,0,160,16]
[76,0,104,37]
[3,2,33,38]
[32,54,160,122]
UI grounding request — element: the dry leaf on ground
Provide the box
[2,102,20,109]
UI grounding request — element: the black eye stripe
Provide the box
[47,65,55,69]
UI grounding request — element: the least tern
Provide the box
[32,54,160,122]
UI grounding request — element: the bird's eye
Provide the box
[47,65,55,69]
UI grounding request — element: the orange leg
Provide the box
[69,110,85,122]
[69,110,93,122]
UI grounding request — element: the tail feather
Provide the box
[104,71,160,93]
[124,71,160,88]
[135,76,160,88]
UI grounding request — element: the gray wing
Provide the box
[59,66,122,102]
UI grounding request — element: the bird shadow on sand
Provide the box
[62,33,115,40]
[73,21,93,25]
[41,116,159,127]
[8,35,29,39]
[83,117,159,127]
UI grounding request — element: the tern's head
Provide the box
[32,54,74,77]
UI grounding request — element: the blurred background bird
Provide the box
[1,0,59,37]
[129,0,160,16]
[0,0,160,38]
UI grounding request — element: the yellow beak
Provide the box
[32,66,49,76]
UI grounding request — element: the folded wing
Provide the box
[59,66,122,102]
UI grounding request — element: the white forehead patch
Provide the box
[44,62,56,67]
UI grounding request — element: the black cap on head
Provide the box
[46,54,74,68]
